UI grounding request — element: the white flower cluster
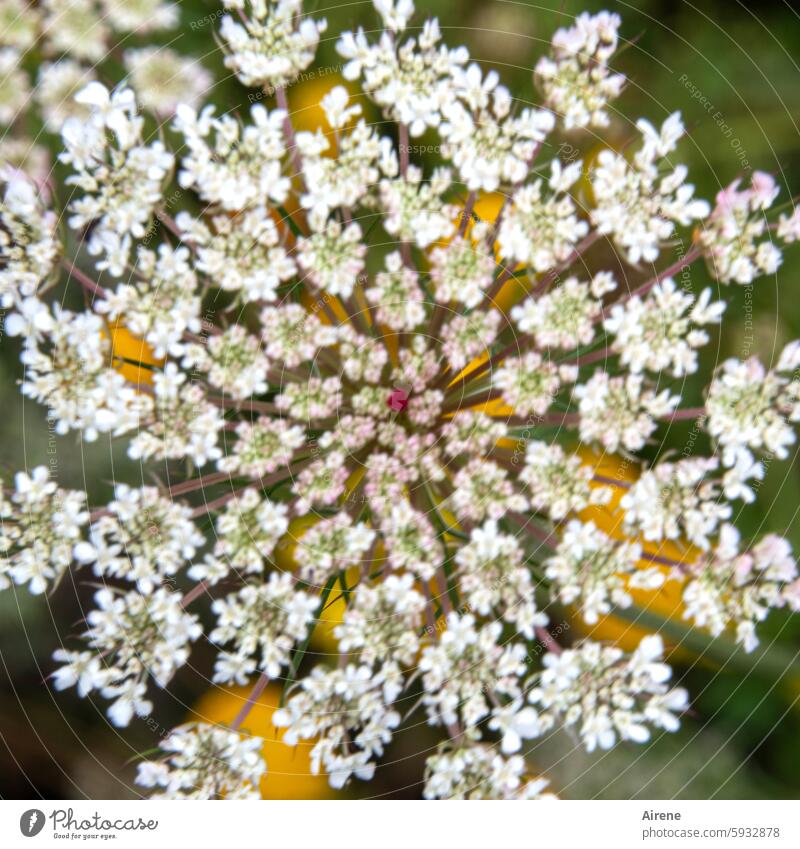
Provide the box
[526,635,689,752]
[183,326,271,400]
[0,137,51,187]
[177,208,296,302]
[367,251,426,328]
[75,484,204,594]
[136,723,265,800]
[575,372,679,453]
[259,303,338,367]
[621,457,732,547]
[706,342,800,469]
[535,11,625,129]
[683,525,800,652]
[424,745,552,800]
[495,352,562,417]
[0,467,88,594]
[12,304,153,441]
[440,411,507,458]
[297,219,366,298]
[450,458,528,523]
[89,0,178,33]
[441,63,555,192]
[220,0,327,89]
[0,0,39,52]
[512,273,613,350]
[98,244,201,359]
[380,500,442,580]
[294,515,375,587]
[128,364,224,467]
[297,87,395,219]
[196,489,289,581]
[429,227,496,308]
[123,47,213,117]
[35,59,96,133]
[175,102,289,211]
[217,417,306,479]
[455,521,547,638]
[498,159,587,270]
[273,664,401,789]
[380,165,458,248]
[53,587,201,726]
[4,1,177,99]
[545,520,659,625]
[60,84,174,276]
[440,312,501,373]
[591,112,709,263]
[0,46,29,125]
[0,0,181,186]
[0,173,60,308]
[338,10,468,137]
[420,614,528,731]
[604,279,725,377]
[778,208,800,243]
[699,172,783,284]
[210,571,320,683]
[334,573,426,665]
[520,441,611,521]
[277,375,342,421]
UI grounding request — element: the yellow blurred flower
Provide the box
[105,319,163,387]
[447,191,530,317]
[286,71,359,137]
[272,482,363,655]
[573,448,693,654]
[190,682,335,799]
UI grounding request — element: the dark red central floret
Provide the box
[386,388,409,412]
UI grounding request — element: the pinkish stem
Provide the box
[180,580,210,609]
[275,86,304,182]
[230,672,270,731]
[62,260,107,300]
[458,192,476,237]
[665,407,706,422]
[600,245,703,322]
[398,123,409,176]
[535,625,563,655]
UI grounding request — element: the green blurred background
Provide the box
[2,0,800,799]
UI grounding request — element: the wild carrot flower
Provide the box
[1,0,800,800]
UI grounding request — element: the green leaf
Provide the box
[280,575,337,706]
[612,604,800,683]
[276,205,303,238]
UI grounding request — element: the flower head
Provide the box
[2,2,800,801]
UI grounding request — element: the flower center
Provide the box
[386,388,409,412]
